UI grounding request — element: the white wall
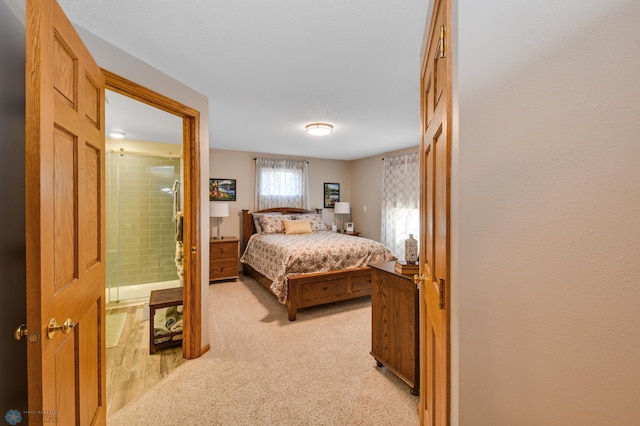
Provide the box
[453,1,640,424]
[74,27,212,351]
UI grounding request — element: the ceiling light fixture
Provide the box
[305,123,333,136]
[109,130,126,139]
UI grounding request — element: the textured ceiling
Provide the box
[58,0,430,160]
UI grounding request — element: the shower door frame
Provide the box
[104,69,203,360]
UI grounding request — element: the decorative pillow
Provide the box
[283,219,313,235]
[259,214,290,234]
[293,214,328,232]
[252,212,282,233]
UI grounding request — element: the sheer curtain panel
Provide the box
[255,158,309,210]
[380,153,420,259]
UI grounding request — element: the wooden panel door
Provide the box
[25,0,106,424]
[419,0,451,424]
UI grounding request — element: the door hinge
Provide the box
[438,25,446,59]
[438,278,445,309]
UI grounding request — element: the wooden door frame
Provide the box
[103,69,202,359]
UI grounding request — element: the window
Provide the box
[255,158,309,210]
[381,153,420,259]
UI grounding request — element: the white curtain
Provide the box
[381,153,420,259]
[255,158,309,210]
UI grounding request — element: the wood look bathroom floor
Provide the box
[106,303,186,418]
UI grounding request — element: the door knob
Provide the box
[14,324,28,341]
[47,318,75,339]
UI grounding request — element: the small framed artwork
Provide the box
[324,182,340,208]
[209,178,236,201]
[346,222,354,232]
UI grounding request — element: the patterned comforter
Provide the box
[240,231,396,303]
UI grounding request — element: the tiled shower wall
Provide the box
[106,152,181,288]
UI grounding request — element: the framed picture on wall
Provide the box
[210,178,236,201]
[324,182,340,208]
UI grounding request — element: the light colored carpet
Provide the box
[108,276,419,425]
[105,312,127,349]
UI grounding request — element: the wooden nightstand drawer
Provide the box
[210,243,237,260]
[210,261,237,277]
[210,237,239,282]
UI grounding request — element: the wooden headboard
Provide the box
[241,208,321,251]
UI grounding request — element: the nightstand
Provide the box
[341,231,361,237]
[209,237,239,282]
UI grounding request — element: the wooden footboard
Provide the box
[242,264,372,321]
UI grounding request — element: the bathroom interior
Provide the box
[104,90,187,416]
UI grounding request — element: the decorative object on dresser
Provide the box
[210,202,229,240]
[404,233,418,264]
[240,208,396,320]
[334,201,350,233]
[210,237,239,282]
[370,261,420,395]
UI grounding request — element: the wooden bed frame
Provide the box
[241,208,372,321]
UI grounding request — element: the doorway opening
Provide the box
[103,70,202,416]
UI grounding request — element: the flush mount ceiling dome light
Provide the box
[305,123,333,136]
[108,130,126,139]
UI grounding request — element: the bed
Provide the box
[240,208,396,320]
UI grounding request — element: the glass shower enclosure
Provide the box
[106,151,182,303]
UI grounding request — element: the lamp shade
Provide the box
[334,202,350,214]
[210,202,229,218]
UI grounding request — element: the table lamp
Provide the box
[334,202,350,233]
[210,202,229,240]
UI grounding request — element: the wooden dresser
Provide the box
[209,237,239,282]
[369,261,420,395]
